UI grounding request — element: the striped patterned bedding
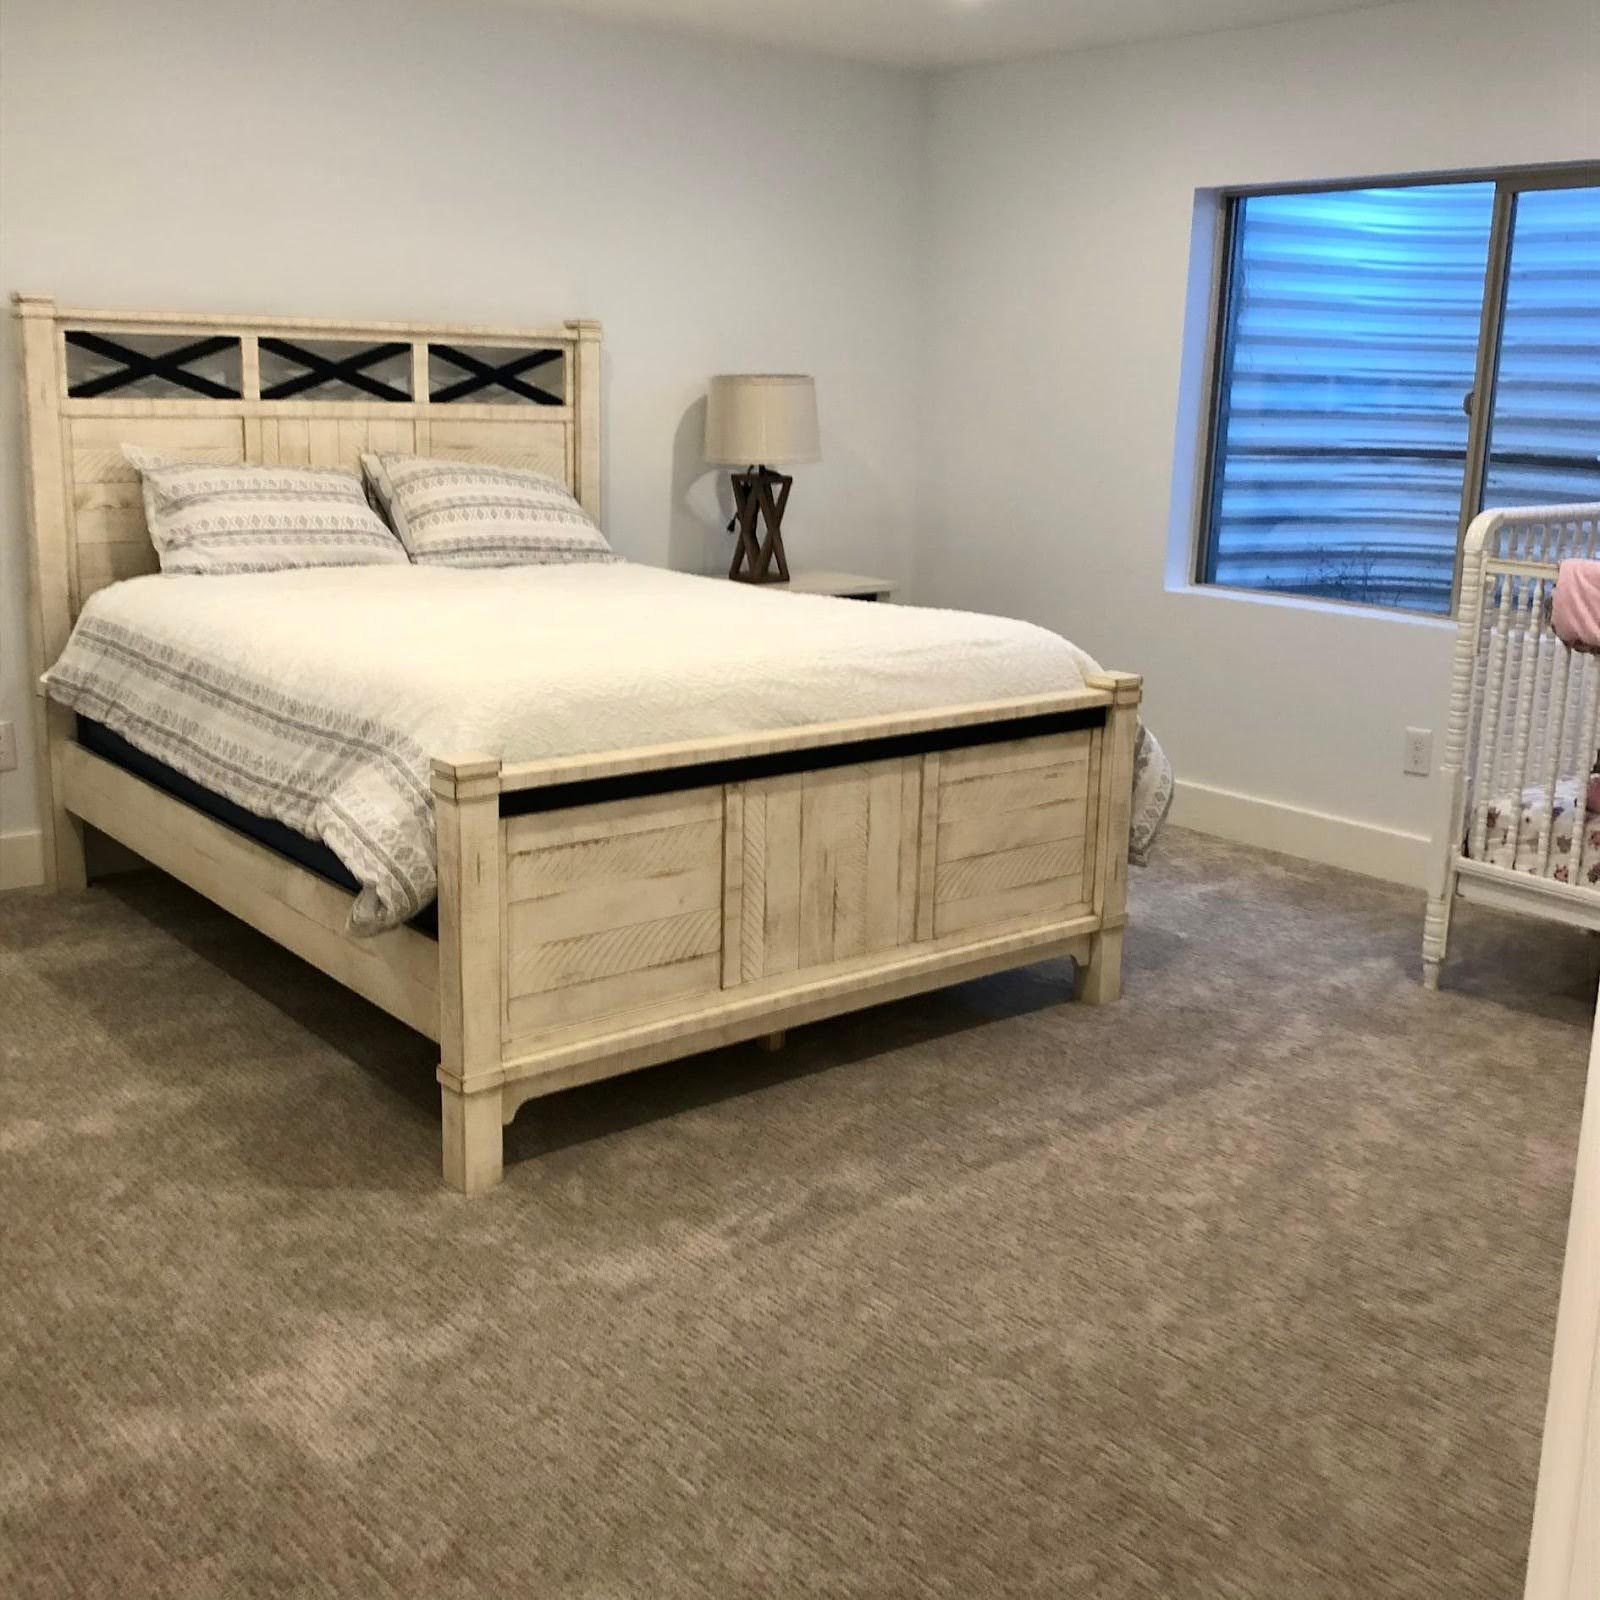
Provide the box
[43,563,1172,933]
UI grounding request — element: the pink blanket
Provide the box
[1551,560,1600,653]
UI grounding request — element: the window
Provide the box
[1198,168,1600,615]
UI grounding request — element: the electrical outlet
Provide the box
[1404,726,1433,777]
[0,721,15,774]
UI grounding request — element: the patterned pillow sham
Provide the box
[123,447,408,576]
[360,453,617,568]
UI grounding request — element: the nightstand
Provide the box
[772,570,898,602]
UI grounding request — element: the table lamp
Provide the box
[704,374,820,583]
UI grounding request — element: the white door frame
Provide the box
[1525,988,1600,1597]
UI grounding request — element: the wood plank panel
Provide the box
[340,417,414,465]
[761,775,803,978]
[272,417,310,465]
[426,416,568,479]
[933,874,1086,939]
[505,819,722,900]
[507,864,721,948]
[936,837,1086,905]
[916,753,940,941]
[503,780,727,1038]
[735,758,916,984]
[68,417,245,600]
[505,953,721,1037]
[938,760,1090,821]
[937,798,1087,864]
[509,908,721,997]
[897,760,922,945]
[722,785,744,988]
[864,760,908,954]
[69,414,243,467]
[798,766,870,967]
[930,728,1095,939]
[739,785,768,982]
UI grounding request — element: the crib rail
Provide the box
[1437,504,1600,893]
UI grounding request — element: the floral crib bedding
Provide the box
[1472,774,1600,886]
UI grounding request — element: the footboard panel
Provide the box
[503,788,725,1036]
[931,731,1094,937]
[733,757,920,981]
[497,722,1107,1062]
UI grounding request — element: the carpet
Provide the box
[0,828,1589,1598]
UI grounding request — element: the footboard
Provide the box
[433,674,1141,1191]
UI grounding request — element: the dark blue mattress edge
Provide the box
[76,718,439,939]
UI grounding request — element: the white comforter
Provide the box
[45,564,1171,931]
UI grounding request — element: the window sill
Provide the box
[1166,580,1458,630]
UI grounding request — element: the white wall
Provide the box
[4,0,1597,892]
[0,0,924,876]
[922,0,1599,883]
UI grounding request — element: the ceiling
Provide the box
[495,0,1403,69]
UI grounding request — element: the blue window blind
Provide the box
[1203,183,1495,615]
[1483,185,1600,510]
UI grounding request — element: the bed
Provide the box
[17,295,1166,1191]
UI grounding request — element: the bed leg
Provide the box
[759,1031,787,1052]
[1077,928,1123,1006]
[441,1085,503,1195]
[34,696,88,890]
[53,809,88,891]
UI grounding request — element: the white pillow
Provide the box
[123,447,408,576]
[361,453,617,568]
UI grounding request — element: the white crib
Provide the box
[1424,502,1600,989]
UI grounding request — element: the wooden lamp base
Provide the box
[727,464,793,584]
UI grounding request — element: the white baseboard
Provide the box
[1171,779,1430,889]
[0,793,1435,898]
[0,828,45,891]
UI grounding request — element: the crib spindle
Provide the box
[1505,577,1548,868]
[1533,638,1575,874]
[1469,572,1517,861]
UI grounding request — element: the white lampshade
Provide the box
[704,374,821,467]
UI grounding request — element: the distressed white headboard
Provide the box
[13,295,601,881]
[15,295,602,644]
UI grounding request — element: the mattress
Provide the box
[45,563,1172,933]
[1468,776,1600,886]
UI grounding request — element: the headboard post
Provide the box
[570,319,602,525]
[13,293,87,888]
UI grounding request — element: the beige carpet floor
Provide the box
[0,828,1591,1599]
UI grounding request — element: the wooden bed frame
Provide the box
[16,295,1142,1192]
